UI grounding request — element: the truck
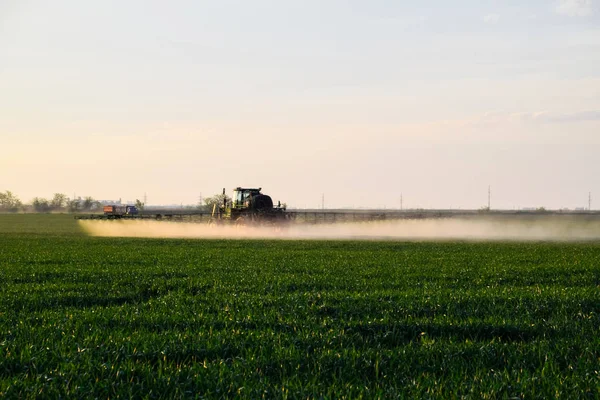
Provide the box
[103,205,139,217]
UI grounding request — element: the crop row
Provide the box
[0,228,599,397]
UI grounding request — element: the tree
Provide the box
[32,197,51,212]
[204,193,232,212]
[135,199,145,211]
[68,199,80,213]
[50,193,68,210]
[81,197,100,211]
[0,190,22,212]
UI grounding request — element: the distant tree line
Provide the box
[0,190,102,213]
[0,191,22,212]
[0,189,224,213]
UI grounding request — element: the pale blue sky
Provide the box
[1,1,599,208]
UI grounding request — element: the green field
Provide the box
[1,215,599,398]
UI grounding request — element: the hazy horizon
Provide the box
[2,1,599,209]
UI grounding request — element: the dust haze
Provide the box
[79,217,600,241]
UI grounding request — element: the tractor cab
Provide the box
[232,187,263,209]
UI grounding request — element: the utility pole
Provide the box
[488,186,491,210]
[589,192,592,211]
[321,193,325,210]
[199,193,203,207]
[400,193,403,210]
[144,192,147,206]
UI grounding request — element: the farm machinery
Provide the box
[209,187,290,226]
[74,187,291,225]
[74,186,460,225]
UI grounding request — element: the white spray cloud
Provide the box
[80,217,600,242]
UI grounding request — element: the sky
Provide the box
[1,0,599,209]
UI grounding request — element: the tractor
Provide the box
[211,187,289,226]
